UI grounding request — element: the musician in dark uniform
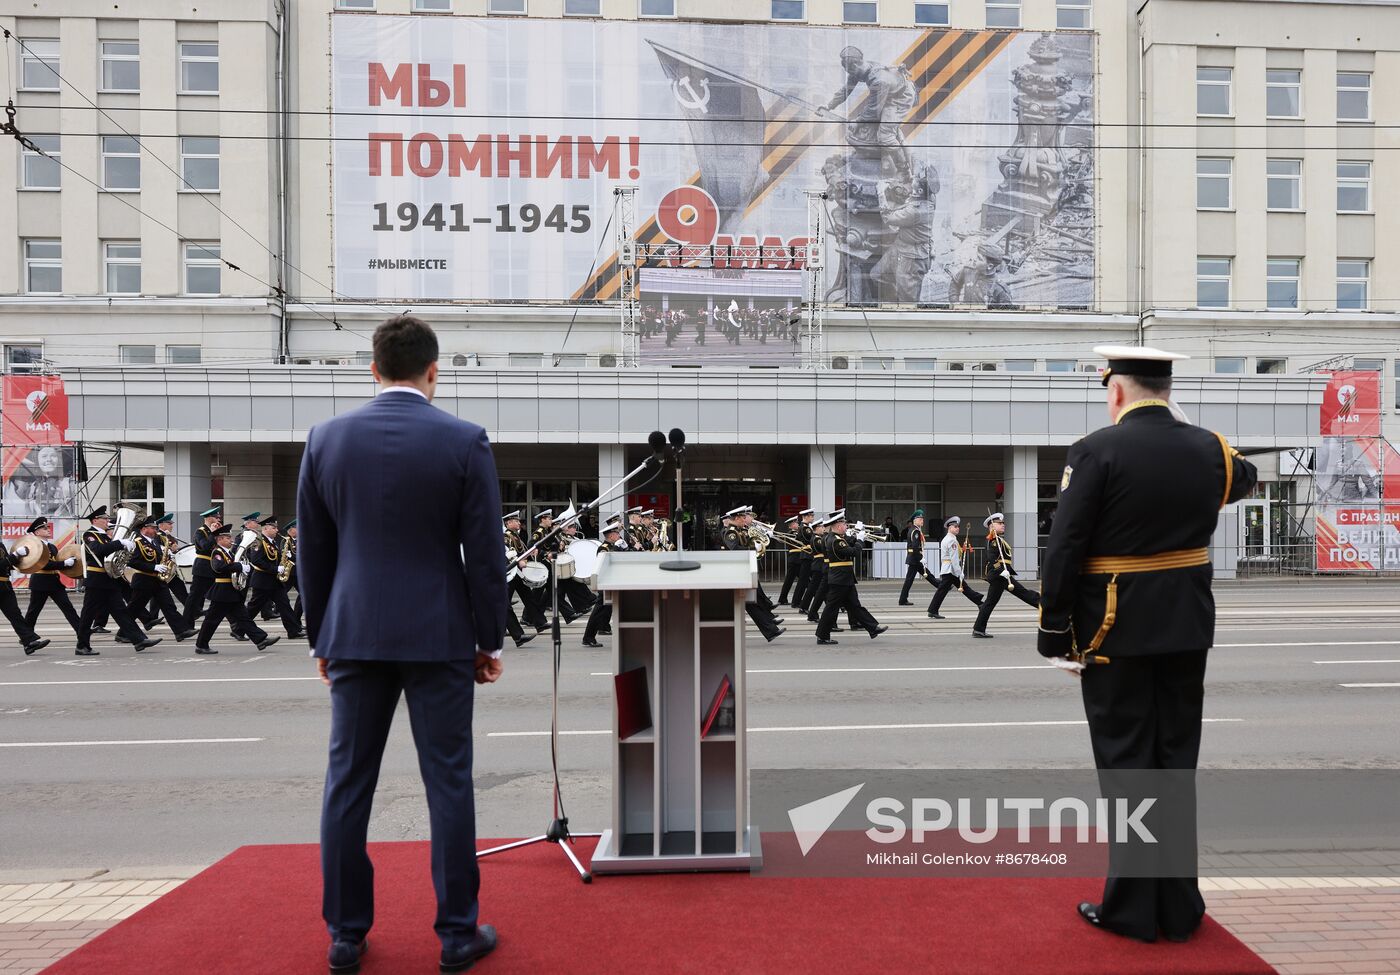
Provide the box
[897,509,937,605]
[774,515,804,605]
[556,520,600,618]
[1037,347,1257,944]
[155,513,191,610]
[797,517,828,620]
[624,506,647,551]
[244,516,304,638]
[74,506,159,656]
[927,515,983,618]
[1,530,50,654]
[281,518,303,628]
[718,506,785,642]
[182,506,223,628]
[582,518,628,648]
[193,524,280,654]
[784,508,816,606]
[531,509,582,625]
[124,516,197,641]
[18,517,79,638]
[504,511,546,632]
[971,512,1040,638]
[815,513,887,645]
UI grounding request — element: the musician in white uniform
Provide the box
[926,515,984,619]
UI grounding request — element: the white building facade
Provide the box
[6,0,1390,572]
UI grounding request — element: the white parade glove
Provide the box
[1050,657,1085,678]
[121,539,137,552]
[12,546,27,557]
[63,557,77,567]
[1000,569,1012,583]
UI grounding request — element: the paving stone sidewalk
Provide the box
[2,871,1397,974]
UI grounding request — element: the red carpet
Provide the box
[43,838,1273,975]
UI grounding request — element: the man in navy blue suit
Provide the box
[298,315,507,975]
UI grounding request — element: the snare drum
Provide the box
[520,561,549,589]
[555,553,576,580]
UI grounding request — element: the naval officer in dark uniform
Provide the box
[182,506,223,628]
[897,509,936,605]
[1037,346,1257,944]
[18,517,79,638]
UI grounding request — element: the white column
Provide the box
[1003,446,1040,580]
[163,442,211,540]
[809,445,837,514]
[598,444,627,522]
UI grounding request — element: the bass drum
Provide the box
[565,539,602,583]
[520,561,549,589]
[175,545,197,569]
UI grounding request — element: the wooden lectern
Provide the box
[589,551,762,874]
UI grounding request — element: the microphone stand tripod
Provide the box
[478,455,664,883]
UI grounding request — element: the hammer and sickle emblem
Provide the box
[672,75,711,113]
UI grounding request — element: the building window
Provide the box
[1266,259,1300,310]
[20,135,60,190]
[843,1,878,23]
[843,483,944,535]
[1352,358,1383,373]
[1196,257,1231,308]
[101,136,141,191]
[99,40,140,93]
[508,353,543,367]
[1337,161,1371,212]
[772,0,805,19]
[119,345,157,365]
[335,0,376,8]
[1257,358,1287,375]
[487,0,521,11]
[1265,69,1301,118]
[104,242,142,295]
[861,357,895,371]
[1266,158,1302,210]
[20,39,59,91]
[905,358,938,370]
[1336,260,1369,311]
[1214,357,1245,374]
[23,240,62,294]
[1003,359,1034,371]
[1336,72,1370,121]
[552,354,586,368]
[184,242,222,295]
[167,345,202,364]
[1046,359,1077,372]
[985,0,1020,27]
[640,0,675,16]
[179,42,219,94]
[115,475,165,517]
[1056,0,1091,29]
[180,137,220,191]
[1196,157,1232,209]
[564,0,600,12]
[1196,66,1232,117]
[5,345,44,375]
[914,2,949,25]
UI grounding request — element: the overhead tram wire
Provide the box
[3,29,405,328]
[16,100,1400,131]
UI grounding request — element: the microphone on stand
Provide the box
[646,430,669,470]
[660,427,700,571]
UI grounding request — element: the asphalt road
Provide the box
[2,579,1397,871]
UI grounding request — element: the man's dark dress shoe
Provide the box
[440,924,497,973]
[328,936,367,974]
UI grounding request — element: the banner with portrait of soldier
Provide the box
[1314,371,1400,572]
[331,15,1094,307]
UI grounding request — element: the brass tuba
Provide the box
[103,503,144,580]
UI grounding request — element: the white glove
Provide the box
[13,546,29,557]
[62,558,76,567]
[1050,657,1085,678]
[120,539,136,552]
[1000,569,1012,583]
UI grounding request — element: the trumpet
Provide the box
[751,520,808,549]
[849,521,891,542]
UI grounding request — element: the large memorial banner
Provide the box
[331,15,1095,305]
